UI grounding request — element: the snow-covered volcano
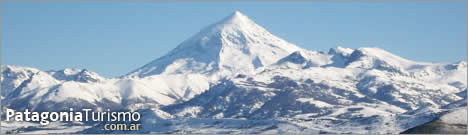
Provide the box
[1,11,466,134]
[127,11,301,78]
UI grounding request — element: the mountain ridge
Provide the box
[1,11,466,134]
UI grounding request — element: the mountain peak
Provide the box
[229,11,247,19]
[328,46,354,56]
[277,51,307,65]
[127,11,301,77]
[208,11,260,33]
[220,11,250,25]
[233,11,243,16]
[47,68,104,83]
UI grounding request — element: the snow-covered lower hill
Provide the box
[401,107,467,134]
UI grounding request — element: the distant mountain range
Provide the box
[1,11,466,134]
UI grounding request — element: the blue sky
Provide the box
[2,1,466,77]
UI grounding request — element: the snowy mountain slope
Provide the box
[1,66,213,112]
[326,46,355,68]
[1,65,41,98]
[47,69,104,83]
[274,50,332,69]
[1,66,105,99]
[162,60,465,133]
[1,11,466,134]
[401,107,467,134]
[127,11,301,78]
[345,48,426,70]
[1,66,118,112]
[440,107,467,125]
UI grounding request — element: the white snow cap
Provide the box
[127,11,301,77]
[220,11,252,25]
